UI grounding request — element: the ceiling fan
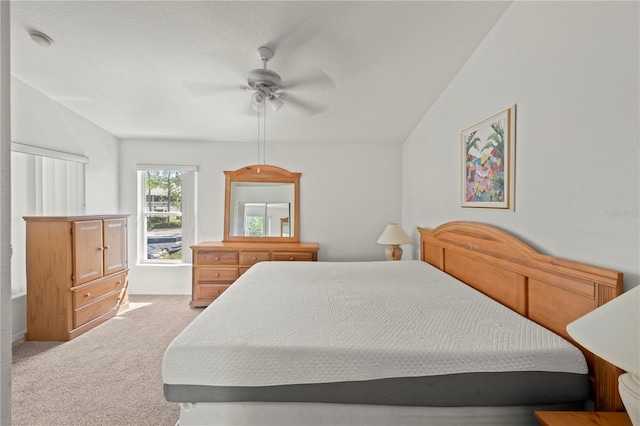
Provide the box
[247,46,285,111]
[243,46,335,116]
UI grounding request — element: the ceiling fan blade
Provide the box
[182,80,246,97]
[240,104,259,116]
[282,68,336,93]
[182,47,256,96]
[280,93,329,116]
[264,4,340,56]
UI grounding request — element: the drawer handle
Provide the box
[84,293,91,298]
[289,257,295,261]
[215,256,220,261]
[252,257,257,261]
[215,273,220,278]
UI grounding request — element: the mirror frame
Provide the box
[223,164,301,242]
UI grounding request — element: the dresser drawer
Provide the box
[196,250,239,265]
[196,267,238,282]
[196,284,230,300]
[73,290,123,328]
[271,251,315,261]
[240,251,270,266]
[73,272,127,308]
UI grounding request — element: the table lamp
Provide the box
[377,223,411,261]
[566,285,640,424]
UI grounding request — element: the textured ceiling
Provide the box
[10,1,511,145]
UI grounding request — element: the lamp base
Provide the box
[619,373,640,426]
[385,245,402,261]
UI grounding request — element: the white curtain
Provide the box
[11,149,86,296]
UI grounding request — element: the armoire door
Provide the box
[73,220,104,285]
[103,217,127,275]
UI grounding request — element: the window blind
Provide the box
[11,146,86,296]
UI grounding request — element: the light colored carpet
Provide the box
[12,295,202,426]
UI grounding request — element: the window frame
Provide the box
[137,165,196,265]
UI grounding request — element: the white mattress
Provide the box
[162,260,587,387]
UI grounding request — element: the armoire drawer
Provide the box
[73,272,127,308]
[74,290,123,328]
[196,267,238,282]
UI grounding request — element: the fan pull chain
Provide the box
[262,99,267,165]
[257,100,261,167]
[256,98,267,168]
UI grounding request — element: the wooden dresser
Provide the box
[190,241,319,307]
[24,215,130,341]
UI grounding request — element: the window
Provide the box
[137,165,196,264]
[237,202,290,237]
[245,212,266,237]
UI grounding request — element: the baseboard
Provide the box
[12,293,27,342]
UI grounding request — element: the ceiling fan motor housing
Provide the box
[248,69,282,91]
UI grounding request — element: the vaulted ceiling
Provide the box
[10,1,511,145]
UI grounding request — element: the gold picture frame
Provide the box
[461,106,516,209]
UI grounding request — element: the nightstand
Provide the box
[534,411,632,426]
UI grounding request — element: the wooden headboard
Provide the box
[418,221,624,412]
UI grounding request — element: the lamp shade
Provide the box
[566,285,640,375]
[377,223,412,245]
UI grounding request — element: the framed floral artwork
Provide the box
[461,106,516,209]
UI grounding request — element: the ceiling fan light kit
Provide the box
[268,95,284,111]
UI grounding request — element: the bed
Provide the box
[162,221,624,425]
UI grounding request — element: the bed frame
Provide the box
[418,221,624,412]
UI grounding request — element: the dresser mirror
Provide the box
[223,165,300,242]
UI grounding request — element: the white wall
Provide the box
[402,1,639,291]
[120,139,403,294]
[10,78,122,339]
[11,78,121,213]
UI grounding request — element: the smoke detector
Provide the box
[28,30,54,48]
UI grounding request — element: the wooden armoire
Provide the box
[23,215,129,341]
